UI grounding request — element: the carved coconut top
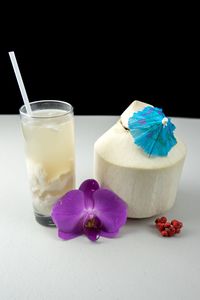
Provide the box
[94,101,186,169]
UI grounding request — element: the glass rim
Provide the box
[19,100,73,119]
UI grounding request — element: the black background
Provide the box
[0,10,195,117]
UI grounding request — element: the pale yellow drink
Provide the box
[20,101,75,226]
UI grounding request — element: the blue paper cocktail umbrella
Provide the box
[128,106,177,157]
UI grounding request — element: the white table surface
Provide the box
[0,115,200,300]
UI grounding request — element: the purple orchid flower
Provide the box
[51,179,127,241]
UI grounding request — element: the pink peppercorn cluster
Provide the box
[155,216,183,237]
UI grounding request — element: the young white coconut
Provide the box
[94,101,186,218]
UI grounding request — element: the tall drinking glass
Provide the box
[20,100,75,226]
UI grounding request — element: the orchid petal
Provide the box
[84,229,100,241]
[93,189,127,233]
[58,230,81,240]
[79,179,99,209]
[51,190,85,235]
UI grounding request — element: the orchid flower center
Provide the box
[83,215,102,241]
[84,215,101,229]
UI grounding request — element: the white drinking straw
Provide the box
[9,51,32,115]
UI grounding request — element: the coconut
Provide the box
[94,101,186,218]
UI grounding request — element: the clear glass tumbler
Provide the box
[20,100,75,226]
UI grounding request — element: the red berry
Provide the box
[164,222,171,228]
[168,226,176,236]
[155,217,183,237]
[168,231,174,237]
[160,216,167,223]
[155,218,161,224]
[157,223,165,231]
[161,230,168,237]
[178,222,183,228]
[171,226,176,233]
[171,220,179,227]
[171,219,183,229]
